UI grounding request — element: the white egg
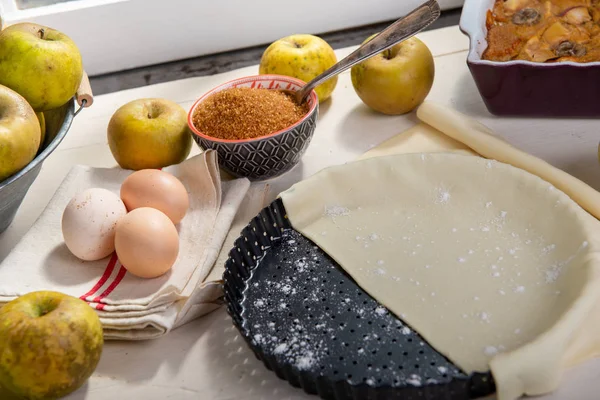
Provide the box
[61,188,127,261]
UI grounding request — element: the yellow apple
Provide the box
[108,98,192,170]
[0,84,41,182]
[0,23,83,111]
[259,34,337,102]
[0,291,103,400]
[351,35,435,115]
[36,111,46,150]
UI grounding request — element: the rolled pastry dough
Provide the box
[280,153,600,400]
[416,102,600,221]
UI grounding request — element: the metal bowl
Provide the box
[188,75,319,182]
[0,99,76,234]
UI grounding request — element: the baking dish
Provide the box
[460,0,600,117]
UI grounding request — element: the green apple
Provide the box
[0,23,83,111]
[0,84,41,182]
[259,34,338,102]
[0,291,103,400]
[36,111,46,150]
[108,98,192,170]
[351,35,435,115]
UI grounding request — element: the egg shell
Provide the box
[114,207,179,279]
[62,188,127,261]
[120,169,189,225]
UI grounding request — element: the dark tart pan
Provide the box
[223,198,496,400]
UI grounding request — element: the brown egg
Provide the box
[114,207,179,279]
[120,169,189,224]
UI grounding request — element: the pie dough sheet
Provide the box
[415,102,600,220]
[281,102,600,400]
[366,101,600,374]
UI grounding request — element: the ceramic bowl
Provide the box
[460,0,600,117]
[0,99,76,234]
[187,75,319,181]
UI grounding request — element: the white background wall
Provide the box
[1,0,464,75]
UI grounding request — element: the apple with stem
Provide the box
[351,35,435,115]
[259,34,338,102]
[0,23,83,111]
[108,98,192,170]
[0,291,103,400]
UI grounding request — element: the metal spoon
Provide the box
[285,0,441,105]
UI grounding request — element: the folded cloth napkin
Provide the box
[0,150,270,340]
[360,101,600,400]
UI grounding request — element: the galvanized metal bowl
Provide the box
[0,99,76,234]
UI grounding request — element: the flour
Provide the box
[479,312,491,323]
[545,265,561,284]
[542,241,589,284]
[296,353,316,370]
[542,244,556,254]
[324,205,350,218]
[274,343,288,354]
[406,375,422,387]
[374,306,387,316]
[435,187,451,204]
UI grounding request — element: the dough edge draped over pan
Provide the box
[280,152,600,400]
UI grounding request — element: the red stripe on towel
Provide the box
[94,265,128,310]
[80,253,118,301]
[82,168,164,307]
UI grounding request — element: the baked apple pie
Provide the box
[483,0,600,62]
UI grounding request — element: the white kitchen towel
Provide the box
[103,183,271,341]
[0,150,268,340]
[101,280,224,340]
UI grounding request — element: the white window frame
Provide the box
[0,0,464,76]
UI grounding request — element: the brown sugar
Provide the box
[192,87,310,141]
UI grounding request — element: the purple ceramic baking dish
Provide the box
[460,0,600,118]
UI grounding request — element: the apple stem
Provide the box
[38,28,45,39]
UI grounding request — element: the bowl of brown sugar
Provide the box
[188,75,319,181]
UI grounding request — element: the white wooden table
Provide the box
[1,25,599,400]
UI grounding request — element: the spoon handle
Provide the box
[297,0,441,103]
